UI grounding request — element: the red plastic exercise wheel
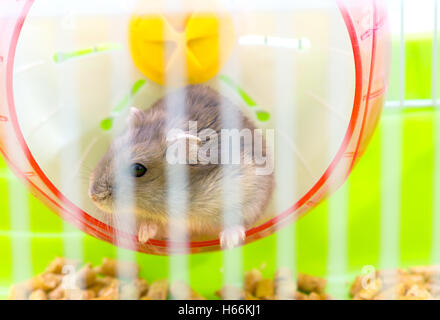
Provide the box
[0,0,390,254]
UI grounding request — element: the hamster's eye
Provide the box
[130,163,147,178]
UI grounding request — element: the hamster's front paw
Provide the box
[219,226,246,249]
[138,222,158,244]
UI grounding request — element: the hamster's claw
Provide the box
[138,223,158,244]
[219,226,246,249]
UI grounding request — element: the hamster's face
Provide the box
[88,121,167,218]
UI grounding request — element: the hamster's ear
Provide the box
[166,131,201,165]
[127,107,144,127]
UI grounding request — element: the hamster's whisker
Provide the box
[72,136,100,179]
[105,215,114,231]
[68,167,92,186]
[78,167,93,178]
[101,211,116,233]
[80,163,93,172]
[75,166,91,177]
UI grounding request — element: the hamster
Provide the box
[88,85,274,248]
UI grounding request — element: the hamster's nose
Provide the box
[90,191,111,202]
[88,186,112,202]
[88,188,99,201]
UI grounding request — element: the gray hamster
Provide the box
[88,85,274,248]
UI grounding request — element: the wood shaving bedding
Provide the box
[217,268,330,300]
[351,265,440,300]
[9,257,330,300]
[8,257,204,300]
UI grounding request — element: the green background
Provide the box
[0,35,439,299]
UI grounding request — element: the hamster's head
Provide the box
[88,107,168,219]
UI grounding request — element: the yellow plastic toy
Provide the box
[129,11,235,86]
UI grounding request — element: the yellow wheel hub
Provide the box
[129,10,235,86]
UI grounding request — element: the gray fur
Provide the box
[89,85,275,240]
